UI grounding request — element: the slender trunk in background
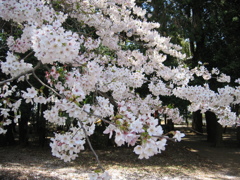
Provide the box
[19,102,31,146]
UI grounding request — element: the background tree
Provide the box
[147,0,240,146]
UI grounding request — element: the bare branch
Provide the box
[22,51,34,59]
[152,135,177,142]
[97,90,118,108]
[78,120,105,172]
[32,70,64,99]
[185,127,205,135]
[26,76,35,88]
[83,109,117,126]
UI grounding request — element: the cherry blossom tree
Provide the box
[0,0,239,179]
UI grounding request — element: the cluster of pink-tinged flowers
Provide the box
[0,0,239,179]
[32,23,82,64]
[50,127,86,162]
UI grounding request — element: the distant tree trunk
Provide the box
[162,115,174,133]
[3,111,16,145]
[237,126,240,147]
[5,120,16,145]
[0,134,6,146]
[19,102,31,146]
[167,119,174,132]
[37,103,48,147]
[184,109,189,127]
[205,111,223,147]
[233,104,240,147]
[192,110,203,134]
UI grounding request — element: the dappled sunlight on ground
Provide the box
[0,127,239,180]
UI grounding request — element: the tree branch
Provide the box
[83,109,117,126]
[0,61,41,86]
[78,120,105,172]
[152,135,177,142]
[32,70,64,99]
[97,90,118,108]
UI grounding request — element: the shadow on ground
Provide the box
[180,126,240,179]
[0,126,239,180]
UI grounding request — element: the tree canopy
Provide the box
[0,0,239,179]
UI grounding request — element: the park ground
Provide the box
[0,126,239,180]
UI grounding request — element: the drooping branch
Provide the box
[78,119,105,172]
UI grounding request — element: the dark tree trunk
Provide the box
[0,134,6,146]
[19,102,31,146]
[166,119,174,132]
[37,103,48,147]
[184,109,189,127]
[192,110,203,133]
[205,111,223,147]
[5,121,16,145]
[162,115,174,133]
[237,127,240,147]
[233,104,240,147]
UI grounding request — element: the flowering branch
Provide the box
[0,59,40,86]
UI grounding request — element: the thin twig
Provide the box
[78,120,105,172]
[97,90,118,108]
[32,70,64,99]
[26,77,35,88]
[152,135,177,142]
[22,51,34,60]
[83,109,117,126]
[186,127,205,135]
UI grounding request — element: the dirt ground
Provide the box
[0,127,239,180]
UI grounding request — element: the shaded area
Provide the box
[0,127,239,180]
[181,126,240,179]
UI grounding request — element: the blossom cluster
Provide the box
[7,25,34,53]
[173,84,240,125]
[1,52,33,78]
[0,83,21,134]
[0,0,66,25]
[50,127,85,162]
[102,97,185,159]
[32,24,81,64]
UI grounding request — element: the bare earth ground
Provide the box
[0,127,239,180]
